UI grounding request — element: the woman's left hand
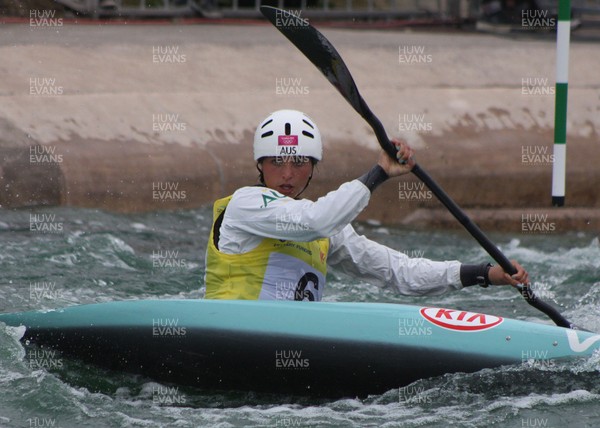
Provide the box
[489,260,530,286]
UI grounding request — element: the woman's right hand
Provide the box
[377,138,416,177]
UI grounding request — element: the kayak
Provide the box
[1,299,599,398]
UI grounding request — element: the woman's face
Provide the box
[261,156,314,198]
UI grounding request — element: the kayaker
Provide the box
[204,109,529,300]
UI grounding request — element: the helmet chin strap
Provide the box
[294,174,312,199]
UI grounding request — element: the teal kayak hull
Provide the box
[1,300,598,397]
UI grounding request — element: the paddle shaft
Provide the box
[260,6,573,329]
[366,97,572,329]
[364,110,517,272]
[416,159,575,328]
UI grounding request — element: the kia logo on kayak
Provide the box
[420,307,503,332]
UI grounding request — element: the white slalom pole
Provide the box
[552,0,571,207]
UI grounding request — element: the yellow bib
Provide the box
[204,195,329,300]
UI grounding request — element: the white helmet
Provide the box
[253,109,322,161]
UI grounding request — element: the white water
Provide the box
[0,207,599,427]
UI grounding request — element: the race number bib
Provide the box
[259,253,325,301]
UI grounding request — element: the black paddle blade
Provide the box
[260,6,396,159]
[260,6,362,112]
[517,284,574,329]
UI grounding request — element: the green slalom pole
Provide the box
[552,0,571,207]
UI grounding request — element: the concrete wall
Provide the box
[1,22,599,231]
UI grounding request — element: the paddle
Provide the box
[260,6,575,329]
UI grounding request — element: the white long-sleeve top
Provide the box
[217,180,463,296]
